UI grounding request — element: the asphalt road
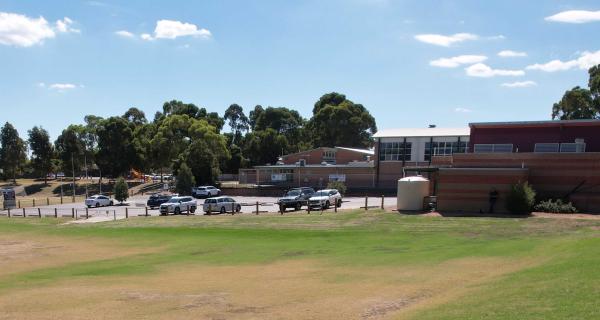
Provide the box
[0,195,398,223]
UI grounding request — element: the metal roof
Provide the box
[469,119,600,127]
[373,127,470,138]
[334,147,375,155]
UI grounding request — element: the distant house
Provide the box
[239,147,375,189]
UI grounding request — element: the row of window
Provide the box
[378,141,586,161]
[379,142,412,161]
[424,141,469,161]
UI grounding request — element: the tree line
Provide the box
[552,65,600,120]
[0,92,377,185]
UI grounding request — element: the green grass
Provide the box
[0,211,599,319]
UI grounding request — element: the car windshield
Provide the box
[165,198,180,203]
[313,191,328,197]
[285,190,301,197]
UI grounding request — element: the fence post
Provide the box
[307,204,311,215]
[18,200,21,208]
[280,203,284,215]
[47,198,49,205]
[334,202,337,213]
[86,207,89,219]
[60,196,63,204]
[33,199,36,207]
[7,208,10,218]
[22,208,26,218]
[255,201,259,215]
[54,208,57,218]
[113,210,116,221]
[145,207,148,217]
[365,195,368,211]
[125,208,129,219]
[71,208,75,218]
[381,195,385,210]
[38,208,41,218]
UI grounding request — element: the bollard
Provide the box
[145,207,148,217]
[54,208,57,218]
[365,195,368,211]
[22,208,26,218]
[33,199,36,207]
[125,208,129,219]
[86,207,89,219]
[381,195,385,210]
[38,208,41,218]
[7,208,10,218]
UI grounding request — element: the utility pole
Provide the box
[71,153,76,202]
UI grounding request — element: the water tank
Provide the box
[397,176,430,211]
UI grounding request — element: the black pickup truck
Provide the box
[277,187,315,211]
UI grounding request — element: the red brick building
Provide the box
[436,120,600,213]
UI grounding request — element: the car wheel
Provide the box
[174,207,181,215]
[236,205,241,213]
[109,201,113,206]
[325,201,330,209]
[337,199,342,208]
[190,206,196,213]
[95,203,100,208]
[220,206,226,214]
[295,203,302,211]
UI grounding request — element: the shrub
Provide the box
[534,199,578,214]
[327,181,347,195]
[505,181,536,215]
[175,163,196,196]
[113,177,129,204]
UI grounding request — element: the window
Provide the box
[379,142,412,161]
[474,144,513,153]
[534,143,560,153]
[560,143,586,153]
[424,141,468,161]
[323,150,336,163]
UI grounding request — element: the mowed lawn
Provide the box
[0,211,599,319]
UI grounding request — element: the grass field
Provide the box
[0,211,599,319]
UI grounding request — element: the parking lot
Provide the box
[0,194,398,222]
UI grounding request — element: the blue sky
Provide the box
[1,0,599,140]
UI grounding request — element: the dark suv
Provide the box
[277,187,315,211]
[147,194,171,209]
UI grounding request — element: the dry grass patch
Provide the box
[0,256,541,320]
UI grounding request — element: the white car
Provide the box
[85,195,113,208]
[192,186,221,198]
[203,196,241,214]
[159,196,197,215]
[308,189,343,209]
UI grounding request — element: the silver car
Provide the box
[203,196,241,214]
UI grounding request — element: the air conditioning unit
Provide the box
[299,159,306,167]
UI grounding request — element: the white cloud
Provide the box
[526,50,600,72]
[498,50,527,57]
[501,80,537,88]
[545,10,600,24]
[48,83,78,91]
[141,19,211,41]
[465,63,525,77]
[414,33,478,47]
[0,12,55,47]
[487,34,506,40]
[55,17,80,33]
[0,12,80,47]
[430,55,487,68]
[454,107,472,113]
[140,33,153,41]
[115,30,134,38]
